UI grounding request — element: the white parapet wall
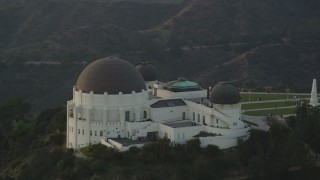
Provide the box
[150,106,189,123]
[101,138,115,149]
[125,121,152,138]
[204,125,250,137]
[74,89,148,108]
[158,121,250,148]
[156,89,207,100]
[101,138,146,152]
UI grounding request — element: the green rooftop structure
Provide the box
[164,77,201,92]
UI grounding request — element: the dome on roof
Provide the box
[75,57,146,94]
[135,62,157,81]
[164,77,201,92]
[210,82,240,104]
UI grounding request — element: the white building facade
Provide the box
[66,57,250,151]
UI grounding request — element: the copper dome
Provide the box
[210,82,240,104]
[135,62,157,81]
[76,57,146,94]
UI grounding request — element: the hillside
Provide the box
[0,0,320,110]
[0,0,183,48]
[161,0,320,45]
[0,0,185,110]
[194,42,320,91]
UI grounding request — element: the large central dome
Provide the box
[76,57,146,94]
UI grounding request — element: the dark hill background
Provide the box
[0,0,320,110]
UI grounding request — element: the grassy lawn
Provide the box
[240,93,310,102]
[241,101,295,110]
[243,107,296,116]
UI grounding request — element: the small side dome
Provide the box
[76,57,146,94]
[210,82,240,104]
[135,62,157,81]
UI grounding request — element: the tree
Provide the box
[0,97,31,131]
[186,139,201,153]
[35,107,66,134]
[289,105,320,156]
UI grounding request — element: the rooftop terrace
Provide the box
[163,120,200,128]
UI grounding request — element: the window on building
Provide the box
[233,122,237,126]
[216,119,219,124]
[95,131,97,136]
[203,115,206,125]
[193,112,195,121]
[107,131,110,135]
[82,129,84,135]
[198,114,200,123]
[182,112,186,120]
[90,130,92,136]
[78,129,80,134]
[78,112,82,120]
[144,111,147,119]
[100,131,103,136]
[125,111,130,121]
[69,109,74,118]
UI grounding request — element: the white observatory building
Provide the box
[66,57,250,151]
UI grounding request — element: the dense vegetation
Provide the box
[1,98,320,179]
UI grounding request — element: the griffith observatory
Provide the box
[66,57,250,151]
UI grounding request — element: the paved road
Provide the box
[240,92,311,95]
[242,115,270,131]
[240,98,301,104]
[242,106,296,112]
